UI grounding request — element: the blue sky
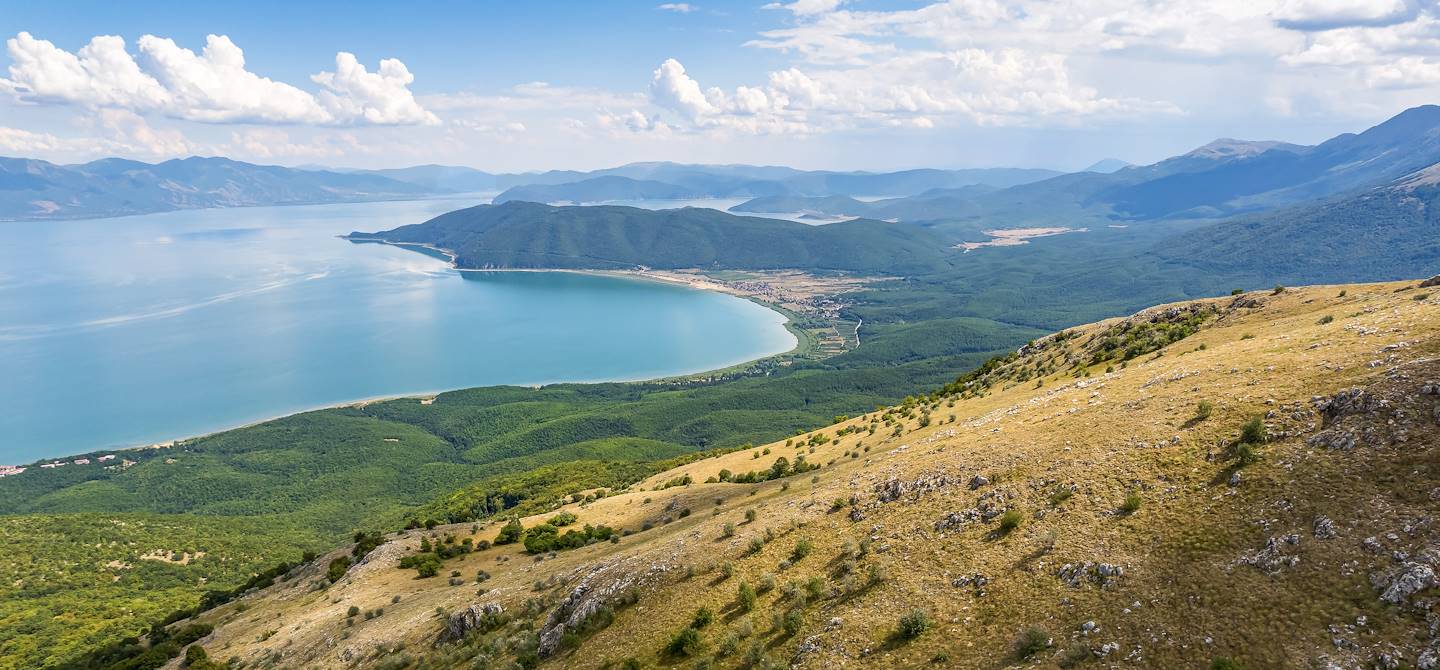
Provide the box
[1,0,1436,171]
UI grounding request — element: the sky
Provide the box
[1,0,1438,172]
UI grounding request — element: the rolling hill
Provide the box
[349,201,958,274]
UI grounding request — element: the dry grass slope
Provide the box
[163,279,1440,670]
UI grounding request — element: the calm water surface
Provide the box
[0,198,795,462]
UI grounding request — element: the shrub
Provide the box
[1239,416,1267,445]
[691,607,714,629]
[744,509,757,523]
[494,518,524,545]
[998,509,1023,533]
[749,537,766,554]
[722,522,736,538]
[757,573,775,593]
[665,626,703,657]
[1048,487,1074,506]
[1211,659,1245,670]
[737,581,758,612]
[346,605,359,617]
[1316,314,1334,325]
[781,608,804,637]
[895,609,931,640]
[1120,492,1142,514]
[791,538,813,562]
[1194,400,1213,421]
[1014,627,1050,659]
[1234,442,1260,466]
[326,557,351,584]
[549,511,578,527]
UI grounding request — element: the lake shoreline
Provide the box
[6,246,805,468]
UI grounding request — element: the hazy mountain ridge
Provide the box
[0,156,431,221]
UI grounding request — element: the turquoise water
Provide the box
[0,198,795,463]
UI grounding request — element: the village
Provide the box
[0,453,122,477]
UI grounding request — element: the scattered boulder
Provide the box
[1228,471,1242,487]
[1238,535,1301,574]
[537,562,639,656]
[969,474,990,490]
[1313,389,1387,426]
[1419,275,1440,288]
[1057,562,1124,588]
[1308,429,1358,451]
[875,471,955,503]
[442,602,505,642]
[1376,562,1436,606]
[1314,516,1338,540]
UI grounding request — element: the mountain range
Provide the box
[0,156,432,221]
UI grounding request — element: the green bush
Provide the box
[1211,659,1245,670]
[1239,416,1267,445]
[895,609,931,640]
[791,538,813,561]
[1014,626,1050,659]
[691,606,714,629]
[549,511,578,526]
[998,509,1023,533]
[326,556,351,583]
[1194,400,1213,421]
[665,626,703,657]
[737,581,757,612]
[1120,492,1142,514]
[494,518,524,545]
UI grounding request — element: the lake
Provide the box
[0,198,796,463]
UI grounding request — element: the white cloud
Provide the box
[311,53,439,125]
[1273,0,1417,30]
[656,3,697,13]
[650,59,718,121]
[2,32,437,126]
[135,34,331,124]
[765,0,845,17]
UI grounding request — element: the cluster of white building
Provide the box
[6,453,118,475]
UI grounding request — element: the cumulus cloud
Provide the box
[656,3,697,13]
[649,59,718,121]
[2,32,437,126]
[311,53,439,125]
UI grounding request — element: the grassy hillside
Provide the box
[348,201,959,274]
[148,279,1440,670]
[0,336,1025,668]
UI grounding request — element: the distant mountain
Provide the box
[1155,163,1440,283]
[493,176,712,204]
[489,165,1063,205]
[879,105,1440,233]
[356,165,496,192]
[729,195,873,217]
[349,200,956,274]
[730,185,1001,226]
[0,156,429,221]
[1082,158,1132,173]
